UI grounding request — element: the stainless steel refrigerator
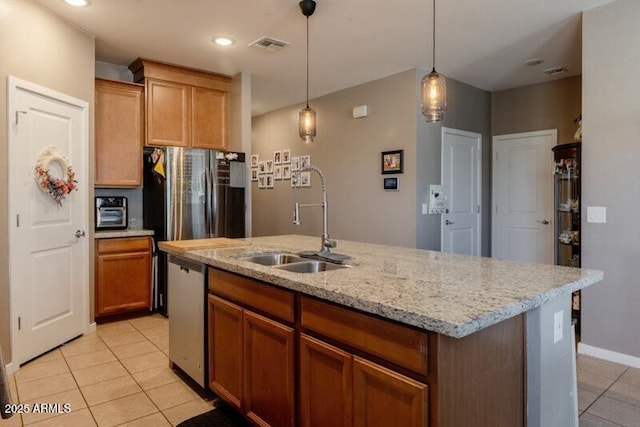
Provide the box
[143,147,246,315]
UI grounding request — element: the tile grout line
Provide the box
[580,366,631,417]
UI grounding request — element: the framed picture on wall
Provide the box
[259,161,266,174]
[282,149,291,164]
[301,155,311,169]
[251,154,259,167]
[283,164,291,179]
[274,165,282,180]
[274,151,282,165]
[266,160,274,173]
[300,171,311,187]
[381,150,403,174]
[291,157,301,171]
[251,168,258,181]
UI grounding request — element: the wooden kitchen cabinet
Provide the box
[129,58,230,150]
[300,334,353,427]
[243,311,295,427]
[208,268,295,426]
[95,237,151,318]
[94,78,144,187]
[208,295,243,408]
[353,357,427,427]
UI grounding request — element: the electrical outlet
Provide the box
[554,310,563,343]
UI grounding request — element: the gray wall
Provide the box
[416,72,492,255]
[0,0,95,364]
[252,69,491,252]
[252,69,418,248]
[492,76,582,144]
[581,0,640,359]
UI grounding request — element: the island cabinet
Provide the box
[128,58,230,150]
[95,237,152,318]
[207,267,525,427]
[208,268,295,427]
[94,78,144,187]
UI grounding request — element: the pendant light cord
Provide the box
[306,16,310,108]
[432,0,436,72]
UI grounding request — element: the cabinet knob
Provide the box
[537,219,550,225]
[75,229,86,238]
[445,220,455,225]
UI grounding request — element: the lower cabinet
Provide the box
[208,294,295,427]
[300,334,427,427]
[95,237,151,318]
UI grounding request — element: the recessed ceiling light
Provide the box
[213,37,235,47]
[525,58,544,66]
[63,0,90,6]
[543,66,567,76]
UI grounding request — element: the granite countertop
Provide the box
[161,234,603,338]
[94,229,155,239]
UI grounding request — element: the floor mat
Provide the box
[177,401,249,427]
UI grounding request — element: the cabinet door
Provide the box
[300,334,353,427]
[95,79,144,187]
[208,295,243,408]
[95,239,151,317]
[353,357,428,427]
[146,78,189,147]
[191,86,227,150]
[243,311,295,427]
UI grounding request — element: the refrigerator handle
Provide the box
[203,168,211,237]
[211,158,219,238]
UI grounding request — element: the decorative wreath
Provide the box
[34,146,78,206]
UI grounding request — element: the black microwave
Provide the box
[95,197,128,230]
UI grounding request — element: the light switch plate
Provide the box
[587,206,607,223]
[554,310,563,344]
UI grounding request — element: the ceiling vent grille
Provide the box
[249,37,290,52]
[543,67,567,76]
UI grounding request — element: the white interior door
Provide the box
[8,76,89,365]
[441,127,481,256]
[492,130,555,263]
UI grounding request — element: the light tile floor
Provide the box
[578,354,640,426]
[3,315,640,426]
[1,314,214,427]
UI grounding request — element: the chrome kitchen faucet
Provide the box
[292,165,351,263]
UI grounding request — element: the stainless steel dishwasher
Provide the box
[168,255,206,387]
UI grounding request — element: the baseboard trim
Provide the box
[578,342,640,368]
[86,322,97,334]
[5,362,18,376]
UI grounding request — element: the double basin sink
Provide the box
[241,253,348,273]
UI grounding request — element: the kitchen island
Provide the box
[159,235,603,427]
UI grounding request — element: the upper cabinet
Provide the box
[129,58,231,150]
[95,78,144,187]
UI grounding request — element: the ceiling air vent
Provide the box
[543,66,567,76]
[249,37,290,52]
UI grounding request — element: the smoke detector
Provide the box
[249,37,290,52]
[543,67,567,76]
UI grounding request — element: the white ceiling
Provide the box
[34,0,614,116]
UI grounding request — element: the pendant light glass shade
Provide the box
[299,0,317,144]
[421,0,446,122]
[299,106,316,144]
[421,69,447,122]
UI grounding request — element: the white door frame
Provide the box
[491,129,555,261]
[8,76,90,365]
[441,127,482,255]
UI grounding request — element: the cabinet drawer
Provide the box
[209,268,294,323]
[301,296,428,375]
[97,237,151,254]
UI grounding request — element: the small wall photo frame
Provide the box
[381,149,404,174]
[274,150,282,165]
[383,177,399,191]
[250,154,259,167]
[282,149,291,164]
[251,168,258,181]
[274,165,282,180]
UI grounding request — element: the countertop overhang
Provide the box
[159,235,603,338]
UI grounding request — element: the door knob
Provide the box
[75,229,86,238]
[537,219,550,225]
[445,220,455,225]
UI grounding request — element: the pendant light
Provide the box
[299,0,317,144]
[421,0,447,122]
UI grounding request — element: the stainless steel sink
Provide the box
[242,253,306,266]
[275,260,349,273]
